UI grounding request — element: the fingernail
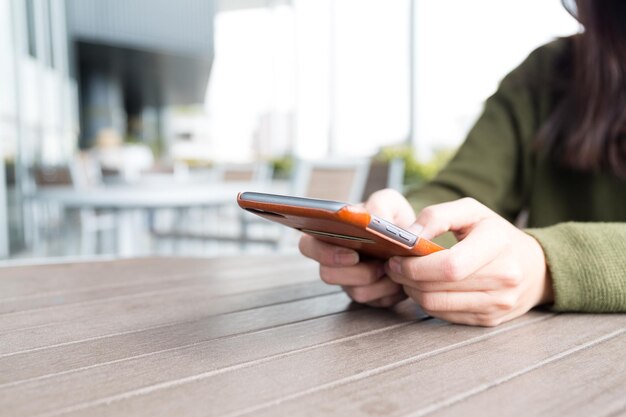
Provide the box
[333,248,359,265]
[388,257,402,274]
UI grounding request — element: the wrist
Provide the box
[525,233,554,306]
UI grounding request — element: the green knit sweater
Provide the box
[406,37,626,312]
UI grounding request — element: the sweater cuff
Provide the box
[525,223,626,312]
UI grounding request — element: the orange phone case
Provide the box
[237,192,444,259]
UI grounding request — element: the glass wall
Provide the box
[412,0,580,159]
[0,0,580,260]
[0,0,77,258]
[205,0,412,161]
[206,0,578,163]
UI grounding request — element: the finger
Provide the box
[392,255,522,292]
[413,197,491,240]
[387,217,509,282]
[391,273,508,293]
[320,261,385,286]
[365,189,416,227]
[424,311,504,327]
[366,292,408,308]
[408,276,512,292]
[299,234,359,267]
[342,276,403,304]
[403,287,516,314]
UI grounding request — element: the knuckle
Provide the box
[500,267,523,288]
[442,254,465,282]
[419,293,446,312]
[398,259,417,281]
[418,206,438,224]
[499,230,515,250]
[364,264,383,284]
[319,265,339,285]
[320,250,337,266]
[495,293,518,311]
[349,286,371,303]
[460,197,480,208]
[477,314,502,327]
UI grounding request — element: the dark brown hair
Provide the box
[536,0,626,178]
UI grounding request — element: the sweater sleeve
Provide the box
[526,223,626,312]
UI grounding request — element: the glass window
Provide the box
[205,0,411,161]
[25,0,37,57]
[47,0,56,68]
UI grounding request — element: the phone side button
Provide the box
[399,232,417,245]
[385,226,398,235]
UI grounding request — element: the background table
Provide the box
[29,182,284,255]
[1,255,625,417]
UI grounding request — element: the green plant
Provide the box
[375,144,455,185]
[270,154,294,179]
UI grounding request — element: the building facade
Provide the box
[0,0,78,258]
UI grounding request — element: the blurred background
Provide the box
[0,0,579,261]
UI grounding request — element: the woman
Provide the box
[299,0,626,326]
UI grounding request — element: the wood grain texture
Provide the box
[0,291,360,356]
[0,307,423,386]
[0,255,317,314]
[431,332,626,417]
[244,314,626,417]
[1,256,624,417]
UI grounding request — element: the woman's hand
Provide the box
[385,198,554,327]
[298,189,416,307]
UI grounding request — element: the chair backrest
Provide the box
[361,157,405,200]
[31,152,105,190]
[215,162,273,183]
[291,158,370,203]
[72,152,104,188]
[32,166,73,187]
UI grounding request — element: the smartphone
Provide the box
[237,191,444,259]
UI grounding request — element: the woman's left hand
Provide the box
[385,198,554,327]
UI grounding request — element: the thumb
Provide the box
[364,189,416,227]
[414,198,491,240]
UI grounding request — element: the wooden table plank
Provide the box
[240,314,626,417]
[0,256,310,300]
[0,256,317,314]
[1,311,429,417]
[0,280,335,334]
[0,263,321,316]
[0,291,357,356]
[2,255,625,417]
[431,332,626,417]
[0,305,424,387]
[41,313,557,417]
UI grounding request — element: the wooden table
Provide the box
[1,255,625,417]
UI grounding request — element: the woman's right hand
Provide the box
[298,189,417,307]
